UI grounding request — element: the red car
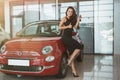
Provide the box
[0,20,84,78]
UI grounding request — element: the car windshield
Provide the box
[17,22,60,37]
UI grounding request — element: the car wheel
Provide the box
[57,53,68,78]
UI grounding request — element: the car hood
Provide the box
[1,37,62,58]
[5,37,61,51]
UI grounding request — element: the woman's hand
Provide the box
[77,15,82,22]
[74,15,82,29]
[68,23,72,28]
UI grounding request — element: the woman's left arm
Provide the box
[74,15,82,29]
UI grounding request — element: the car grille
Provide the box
[0,65,43,72]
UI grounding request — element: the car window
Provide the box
[24,24,38,36]
[51,24,60,34]
[17,22,60,37]
[37,23,60,37]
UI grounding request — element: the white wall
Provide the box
[114,0,120,54]
[4,0,10,34]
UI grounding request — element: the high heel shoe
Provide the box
[72,73,79,77]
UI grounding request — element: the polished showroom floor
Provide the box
[0,54,119,80]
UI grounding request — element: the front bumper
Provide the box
[0,64,56,76]
[0,56,61,76]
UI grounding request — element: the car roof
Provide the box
[25,20,60,27]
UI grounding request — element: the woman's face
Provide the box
[67,8,73,17]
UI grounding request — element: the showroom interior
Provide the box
[0,0,120,80]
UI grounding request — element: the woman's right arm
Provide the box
[59,17,72,30]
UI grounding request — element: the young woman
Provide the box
[59,6,82,77]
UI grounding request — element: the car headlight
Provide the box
[45,56,55,62]
[0,45,6,53]
[42,46,53,54]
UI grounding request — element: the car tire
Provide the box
[57,53,68,78]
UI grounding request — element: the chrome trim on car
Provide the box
[0,64,55,73]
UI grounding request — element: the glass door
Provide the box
[79,1,94,54]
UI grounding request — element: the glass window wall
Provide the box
[39,0,56,20]
[94,0,113,54]
[79,1,94,53]
[11,5,23,16]
[40,3,56,20]
[58,0,77,20]
[12,18,22,37]
[24,0,39,25]
[10,1,24,37]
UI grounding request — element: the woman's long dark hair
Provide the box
[66,6,77,26]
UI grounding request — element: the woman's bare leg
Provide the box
[71,59,77,74]
[67,49,80,76]
[68,49,80,65]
